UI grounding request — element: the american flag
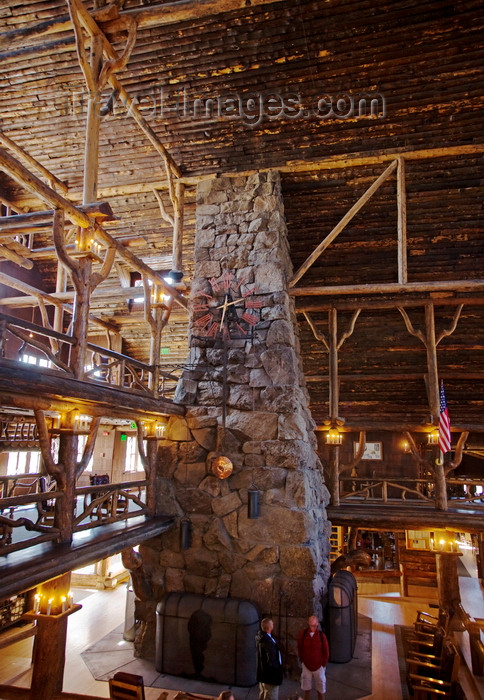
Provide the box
[438,381,452,454]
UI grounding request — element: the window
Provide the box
[124,436,146,473]
[21,353,50,368]
[7,450,41,475]
[77,434,94,472]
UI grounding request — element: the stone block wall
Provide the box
[141,171,331,673]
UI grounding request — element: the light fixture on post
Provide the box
[248,489,259,519]
[180,518,192,550]
[428,429,439,445]
[142,420,166,441]
[326,426,343,445]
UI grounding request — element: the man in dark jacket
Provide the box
[297,615,329,700]
[255,617,283,700]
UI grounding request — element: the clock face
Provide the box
[192,269,262,340]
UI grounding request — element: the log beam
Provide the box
[0,130,68,194]
[290,279,484,297]
[0,0,289,49]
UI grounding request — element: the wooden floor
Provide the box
[0,553,482,700]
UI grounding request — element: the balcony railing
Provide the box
[0,477,148,556]
[0,312,179,398]
[339,476,484,507]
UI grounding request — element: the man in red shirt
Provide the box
[297,615,329,700]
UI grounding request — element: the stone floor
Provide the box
[81,614,372,700]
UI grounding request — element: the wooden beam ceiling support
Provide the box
[0,130,68,194]
[0,272,118,333]
[0,202,117,233]
[68,0,181,180]
[0,147,187,309]
[143,144,484,194]
[289,160,398,287]
[296,295,484,313]
[290,279,484,298]
[306,371,484,382]
[396,156,407,285]
[0,0,288,49]
[0,286,143,308]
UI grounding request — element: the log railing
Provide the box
[0,480,147,556]
[340,477,432,503]
[74,480,147,531]
[339,476,484,506]
[0,312,179,398]
[453,600,484,676]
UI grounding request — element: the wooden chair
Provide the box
[406,676,452,699]
[108,671,145,700]
[414,609,450,635]
[407,641,460,700]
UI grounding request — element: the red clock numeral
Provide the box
[209,276,222,292]
[242,287,255,298]
[241,311,258,326]
[246,298,262,309]
[193,303,210,312]
[206,321,220,338]
[235,323,248,335]
[222,270,233,290]
[194,313,212,328]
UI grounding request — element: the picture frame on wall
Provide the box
[354,441,383,460]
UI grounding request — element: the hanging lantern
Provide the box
[326,427,343,445]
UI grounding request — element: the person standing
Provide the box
[297,615,329,700]
[256,617,283,700]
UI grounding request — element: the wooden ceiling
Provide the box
[0,0,483,433]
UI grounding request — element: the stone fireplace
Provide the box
[137,171,331,674]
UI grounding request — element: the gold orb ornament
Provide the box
[211,455,233,479]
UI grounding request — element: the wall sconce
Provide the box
[142,421,166,440]
[428,429,439,445]
[402,440,411,453]
[180,519,192,550]
[326,427,343,445]
[248,489,259,519]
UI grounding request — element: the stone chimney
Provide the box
[145,171,331,673]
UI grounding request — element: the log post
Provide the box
[477,532,484,583]
[68,256,93,378]
[83,36,102,204]
[328,444,340,506]
[434,550,461,613]
[328,307,339,422]
[30,573,79,699]
[433,450,448,511]
[55,411,79,542]
[172,181,185,275]
[146,438,158,517]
